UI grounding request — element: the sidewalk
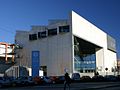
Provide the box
[43,82,120,90]
[70,82,120,90]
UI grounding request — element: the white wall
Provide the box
[71,11,107,48]
[16,23,73,76]
[71,11,117,75]
[96,48,104,72]
[46,33,72,76]
[15,31,30,67]
[105,50,117,71]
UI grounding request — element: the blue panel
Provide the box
[32,51,40,77]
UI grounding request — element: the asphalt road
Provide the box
[1,82,120,90]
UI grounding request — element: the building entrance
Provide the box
[74,36,100,73]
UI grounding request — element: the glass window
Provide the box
[48,28,57,36]
[59,25,69,33]
[29,34,37,40]
[29,34,32,40]
[38,31,47,38]
[74,54,96,73]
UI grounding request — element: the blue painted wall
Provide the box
[32,51,40,77]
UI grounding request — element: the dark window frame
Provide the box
[38,31,47,39]
[29,34,37,40]
[48,28,57,36]
[59,25,70,33]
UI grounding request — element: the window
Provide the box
[29,34,37,40]
[29,34,32,40]
[59,25,69,33]
[48,28,57,36]
[38,31,47,38]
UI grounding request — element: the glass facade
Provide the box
[74,54,96,73]
[74,36,96,73]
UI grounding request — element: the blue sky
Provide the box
[0,0,120,58]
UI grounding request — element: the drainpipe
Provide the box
[5,44,8,63]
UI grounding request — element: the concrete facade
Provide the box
[71,11,117,76]
[15,11,117,77]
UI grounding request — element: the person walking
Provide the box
[64,72,71,90]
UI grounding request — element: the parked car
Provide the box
[26,76,35,85]
[42,76,52,84]
[33,76,44,85]
[0,77,11,88]
[12,76,35,86]
[57,76,65,84]
[49,76,59,84]
[116,75,120,81]
[104,75,117,82]
[92,75,104,82]
[71,73,80,82]
[80,76,91,82]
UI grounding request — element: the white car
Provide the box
[42,76,52,84]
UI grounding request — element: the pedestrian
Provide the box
[64,72,71,90]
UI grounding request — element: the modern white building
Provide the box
[15,11,117,77]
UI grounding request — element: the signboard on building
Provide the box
[107,35,116,52]
[32,51,40,77]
